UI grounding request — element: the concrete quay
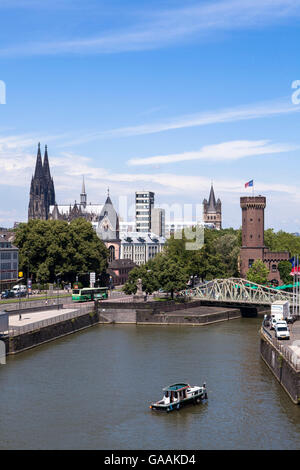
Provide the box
[260,321,300,404]
[2,303,98,356]
[1,298,244,357]
[96,299,242,325]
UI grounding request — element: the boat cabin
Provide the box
[162,383,191,404]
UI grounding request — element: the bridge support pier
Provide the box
[240,306,270,318]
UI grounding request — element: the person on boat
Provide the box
[163,393,170,405]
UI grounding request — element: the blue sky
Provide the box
[0,0,300,230]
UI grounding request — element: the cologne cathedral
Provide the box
[28,144,102,224]
[28,143,55,220]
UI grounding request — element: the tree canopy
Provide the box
[246,259,270,285]
[123,227,241,297]
[14,218,108,285]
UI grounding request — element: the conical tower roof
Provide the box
[43,145,51,181]
[105,187,112,205]
[207,184,217,211]
[34,143,44,179]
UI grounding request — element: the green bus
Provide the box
[72,287,109,302]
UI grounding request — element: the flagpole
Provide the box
[296,255,298,318]
[293,255,295,317]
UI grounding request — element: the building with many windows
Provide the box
[151,208,165,238]
[0,233,19,289]
[120,231,165,266]
[135,191,155,232]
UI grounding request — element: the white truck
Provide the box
[270,301,290,329]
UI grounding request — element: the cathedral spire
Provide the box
[34,142,44,179]
[81,175,86,195]
[43,144,51,181]
[80,176,87,208]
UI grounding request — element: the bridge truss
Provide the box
[185,278,294,306]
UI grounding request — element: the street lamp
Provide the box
[55,272,62,310]
[16,276,24,321]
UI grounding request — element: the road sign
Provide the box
[90,272,96,288]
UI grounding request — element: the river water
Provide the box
[1,317,300,450]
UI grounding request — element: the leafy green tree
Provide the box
[156,257,189,299]
[123,260,160,295]
[14,218,108,284]
[246,259,269,285]
[36,262,50,284]
[278,260,293,285]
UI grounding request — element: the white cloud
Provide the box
[1,0,300,57]
[127,139,297,166]
[61,98,300,145]
[1,139,300,230]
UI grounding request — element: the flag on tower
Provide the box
[245,180,253,188]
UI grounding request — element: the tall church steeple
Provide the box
[80,176,87,208]
[28,143,55,220]
[34,143,43,179]
[203,183,222,230]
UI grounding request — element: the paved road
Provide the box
[264,320,300,347]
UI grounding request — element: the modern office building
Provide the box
[151,208,165,238]
[135,191,155,232]
[0,233,19,289]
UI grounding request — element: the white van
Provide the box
[12,285,27,293]
[274,321,290,340]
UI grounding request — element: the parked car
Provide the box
[14,291,27,298]
[274,321,290,340]
[1,290,15,299]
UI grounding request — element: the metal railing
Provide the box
[261,326,300,371]
[8,304,94,337]
[186,278,295,305]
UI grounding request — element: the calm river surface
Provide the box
[1,317,300,450]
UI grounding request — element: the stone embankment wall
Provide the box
[97,300,241,325]
[260,331,300,404]
[6,310,100,355]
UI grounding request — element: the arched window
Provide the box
[109,245,115,262]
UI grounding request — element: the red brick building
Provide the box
[239,196,289,284]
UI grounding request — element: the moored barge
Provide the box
[150,382,207,412]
